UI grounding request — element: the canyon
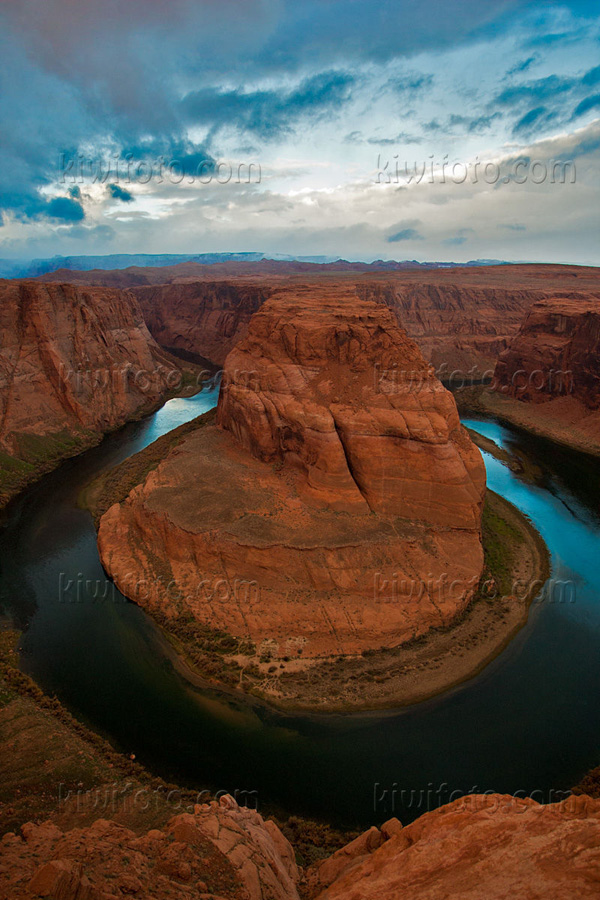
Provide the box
[0,280,188,507]
[458,295,600,456]
[1,262,599,897]
[97,284,489,702]
[1,791,598,900]
[37,261,600,373]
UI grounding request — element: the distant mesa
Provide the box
[98,285,486,663]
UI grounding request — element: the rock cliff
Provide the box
[2,792,598,900]
[37,262,600,372]
[0,794,300,900]
[135,281,272,366]
[98,286,485,668]
[309,793,600,900]
[495,296,600,406]
[0,280,182,505]
[486,296,600,453]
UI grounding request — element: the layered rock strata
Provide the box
[488,296,600,453]
[0,280,182,503]
[0,794,299,900]
[98,286,485,660]
[309,793,600,900]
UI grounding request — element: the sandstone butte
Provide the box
[490,295,600,452]
[0,280,183,505]
[98,285,486,662]
[1,792,599,900]
[37,260,600,372]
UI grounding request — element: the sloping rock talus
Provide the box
[311,793,600,900]
[98,286,485,662]
[0,794,299,900]
[490,296,600,453]
[0,280,182,504]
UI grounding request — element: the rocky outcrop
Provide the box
[0,280,182,504]
[216,286,484,526]
[0,794,299,900]
[483,296,600,454]
[310,793,600,900]
[98,286,485,667]
[3,792,598,900]
[495,296,600,406]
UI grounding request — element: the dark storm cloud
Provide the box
[47,197,85,221]
[181,70,355,140]
[0,0,598,233]
[108,185,134,203]
[512,106,558,135]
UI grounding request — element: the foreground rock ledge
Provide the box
[1,793,598,900]
[98,286,485,662]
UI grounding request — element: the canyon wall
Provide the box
[37,262,600,373]
[0,280,182,504]
[135,281,273,366]
[98,286,485,666]
[475,295,600,454]
[2,792,598,900]
[495,296,600,406]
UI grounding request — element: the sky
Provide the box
[0,0,599,264]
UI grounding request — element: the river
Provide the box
[1,389,599,828]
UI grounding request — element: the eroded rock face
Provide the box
[495,296,600,406]
[217,286,484,527]
[136,282,273,366]
[43,261,600,374]
[0,280,181,502]
[311,794,600,900]
[0,795,299,900]
[98,287,485,661]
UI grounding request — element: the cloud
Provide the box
[182,70,355,140]
[512,106,557,135]
[573,94,600,117]
[47,196,85,221]
[108,184,134,203]
[447,113,502,133]
[506,56,537,76]
[443,236,468,246]
[500,223,527,231]
[386,221,424,242]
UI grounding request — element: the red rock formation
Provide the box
[486,296,600,453]
[38,262,600,371]
[0,794,299,900]
[311,793,600,900]
[217,286,484,526]
[98,287,485,663]
[3,792,598,900]
[0,280,182,503]
[495,296,600,406]
[136,281,272,366]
